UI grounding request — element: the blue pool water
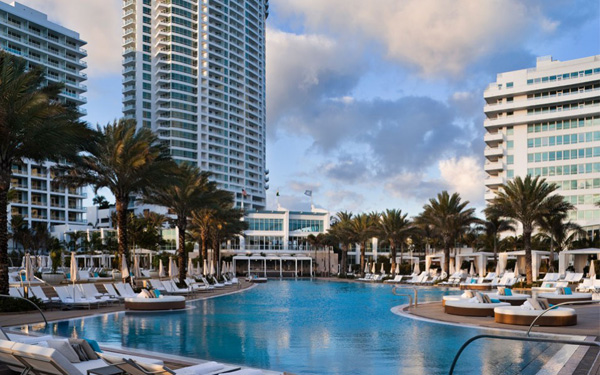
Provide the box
[25,280,568,374]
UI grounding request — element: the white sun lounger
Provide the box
[54,286,99,309]
[80,284,119,304]
[114,282,138,298]
[163,279,190,295]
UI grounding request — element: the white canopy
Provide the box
[558,248,600,275]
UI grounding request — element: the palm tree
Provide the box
[481,214,515,262]
[539,213,584,272]
[417,191,479,276]
[144,164,230,283]
[0,51,92,294]
[207,206,246,278]
[189,208,215,262]
[350,212,378,277]
[59,119,173,274]
[485,175,573,284]
[327,211,353,277]
[378,209,412,270]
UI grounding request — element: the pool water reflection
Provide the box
[28,280,565,375]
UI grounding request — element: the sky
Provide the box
[15,0,600,217]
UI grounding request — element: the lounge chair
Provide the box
[223,274,239,284]
[0,339,29,374]
[103,355,240,375]
[114,282,138,298]
[357,273,373,282]
[0,327,53,344]
[384,275,403,284]
[54,286,99,309]
[406,272,427,284]
[163,280,190,295]
[205,276,224,288]
[148,279,168,293]
[184,278,211,292]
[103,283,125,301]
[8,287,23,298]
[80,284,119,304]
[29,286,61,307]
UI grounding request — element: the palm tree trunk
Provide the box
[360,242,365,277]
[201,234,207,262]
[493,235,498,263]
[548,239,555,273]
[400,242,404,265]
[341,244,347,277]
[390,240,396,269]
[523,226,533,285]
[443,239,450,276]
[0,183,9,295]
[115,196,129,273]
[177,217,187,284]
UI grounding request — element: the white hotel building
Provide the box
[122,0,269,210]
[484,55,600,233]
[0,2,88,230]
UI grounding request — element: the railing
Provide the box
[0,294,48,327]
[391,286,418,307]
[448,334,599,375]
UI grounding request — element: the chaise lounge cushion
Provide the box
[46,339,81,363]
[69,338,99,360]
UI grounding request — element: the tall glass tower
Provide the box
[122,0,269,210]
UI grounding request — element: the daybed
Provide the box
[444,300,510,317]
[494,305,577,326]
[442,289,528,307]
[124,290,186,311]
[536,291,593,305]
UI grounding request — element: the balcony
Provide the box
[485,176,505,188]
[484,190,496,201]
[484,161,504,172]
[484,146,504,159]
[484,104,600,129]
[483,132,504,145]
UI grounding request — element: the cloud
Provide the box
[438,156,486,207]
[279,0,566,77]
[321,155,370,183]
[17,0,122,76]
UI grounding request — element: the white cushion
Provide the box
[445,301,510,309]
[46,339,80,363]
[495,306,576,317]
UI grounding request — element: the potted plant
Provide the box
[42,240,65,285]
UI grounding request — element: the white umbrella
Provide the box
[589,260,596,279]
[364,263,369,273]
[413,261,420,274]
[133,255,141,279]
[513,262,519,277]
[203,259,208,276]
[210,262,215,276]
[197,261,203,276]
[495,259,500,276]
[70,252,78,300]
[158,259,165,278]
[370,262,375,274]
[469,261,475,276]
[169,258,179,278]
[499,252,508,275]
[348,264,352,273]
[396,263,401,275]
[121,257,130,281]
[187,258,194,277]
[24,253,33,283]
[222,261,227,276]
[390,264,395,275]
[380,262,385,274]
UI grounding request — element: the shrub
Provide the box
[0,296,44,313]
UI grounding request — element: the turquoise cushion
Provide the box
[504,288,513,296]
[564,287,572,295]
[21,274,26,281]
[84,338,102,353]
[470,279,476,284]
[490,298,501,303]
[66,273,71,280]
[94,272,99,277]
[154,289,161,297]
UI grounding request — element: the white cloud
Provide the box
[280,0,551,77]
[17,0,122,76]
[438,156,485,206]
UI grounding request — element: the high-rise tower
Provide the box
[0,1,88,230]
[122,0,269,210]
[484,55,600,230]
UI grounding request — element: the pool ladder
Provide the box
[449,300,600,374]
[391,286,418,307]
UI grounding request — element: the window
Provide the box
[507,141,514,149]
[507,155,514,165]
[506,126,514,135]
[507,170,514,178]
[506,82,513,88]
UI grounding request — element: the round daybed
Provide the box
[444,301,510,317]
[124,296,186,311]
[536,292,593,305]
[494,306,577,326]
[486,292,529,306]
[459,283,493,291]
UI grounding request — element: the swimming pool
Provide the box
[24,280,574,374]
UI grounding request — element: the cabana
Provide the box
[233,254,313,278]
[506,250,552,281]
[455,252,494,277]
[558,248,600,276]
[425,253,444,275]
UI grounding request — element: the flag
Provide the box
[276,190,280,197]
[304,190,312,197]
[242,189,247,197]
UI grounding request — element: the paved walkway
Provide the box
[398,301,600,336]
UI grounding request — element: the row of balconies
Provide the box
[484,105,600,129]
[484,87,600,115]
[1,18,87,56]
